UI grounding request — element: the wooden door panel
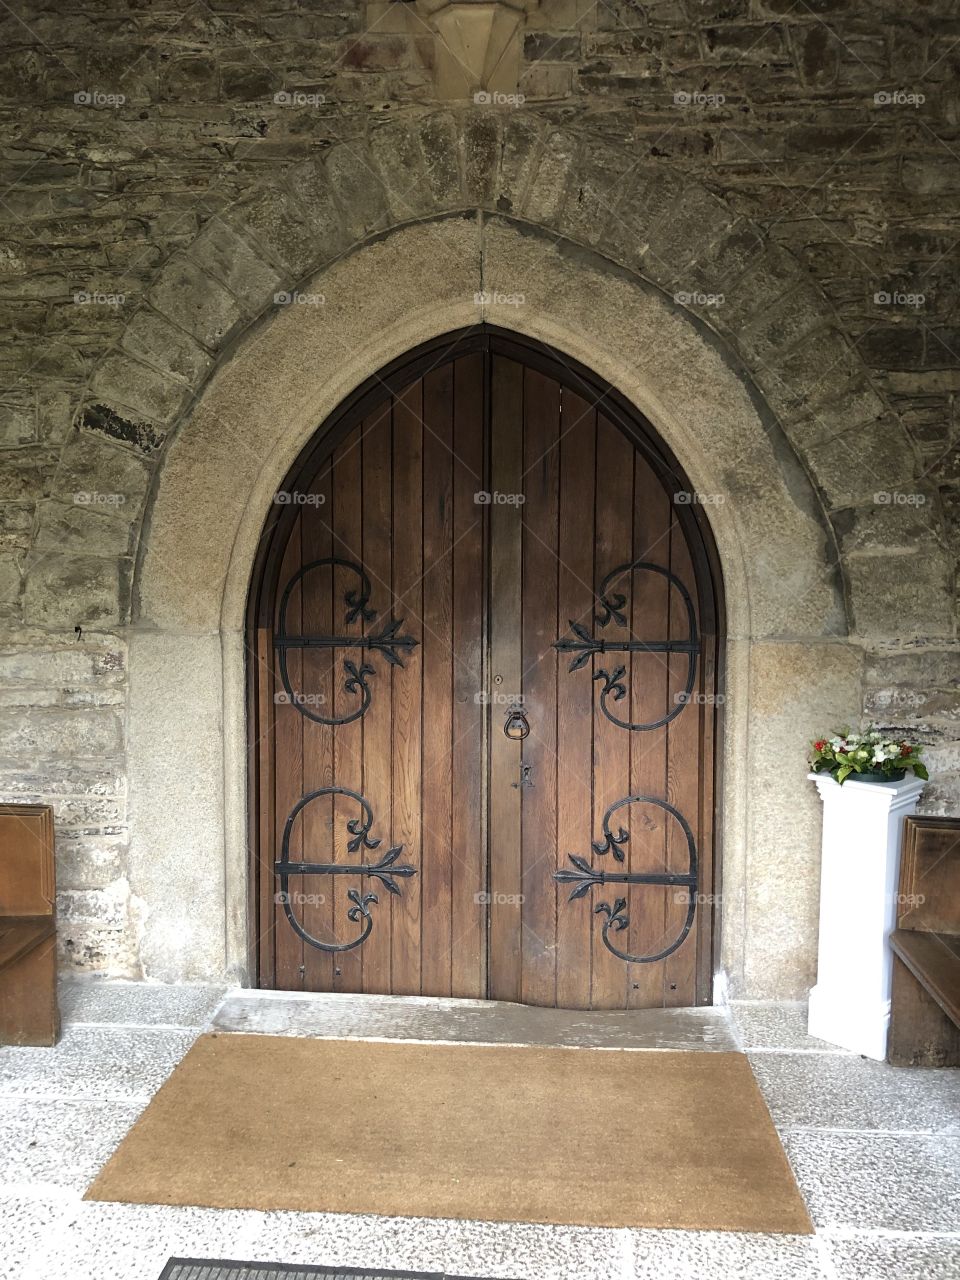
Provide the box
[515,391,716,1010]
[520,366,560,1008]
[250,331,719,1008]
[449,352,487,999]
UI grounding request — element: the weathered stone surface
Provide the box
[643,183,737,286]
[0,641,125,688]
[416,112,464,209]
[324,143,391,242]
[89,352,189,426]
[496,113,543,216]
[524,128,579,226]
[804,415,918,509]
[558,142,636,246]
[0,504,33,552]
[34,498,133,557]
[56,834,127,891]
[54,431,152,514]
[75,402,163,455]
[147,255,242,351]
[229,187,322,280]
[23,553,128,628]
[0,707,123,757]
[0,554,21,621]
[287,158,350,257]
[185,217,283,315]
[846,554,955,640]
[461,112,501,206]
[120,309,213,385]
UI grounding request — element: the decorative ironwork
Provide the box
[554,560,700,732]
[274,557,418,725]
[275,786,417,953]
[554,795,698,964]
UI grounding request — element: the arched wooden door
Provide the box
[248,329,722,1009]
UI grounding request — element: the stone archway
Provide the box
[33,109,947,992]
[125,214,865,998]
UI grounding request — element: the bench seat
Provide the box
[890,928,960,1028]
[0,916,56,971]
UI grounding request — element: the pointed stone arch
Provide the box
[44,109,950,645]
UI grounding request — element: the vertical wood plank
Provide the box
[451,352,487,998]
[360,402,394,994]
[591,414,635,1009]
[273,516,304,990]
[392,379,424,995]
[519,367,559,1007]
[555,389,596,1010]
[664,516,702,1006]
[299,458,335,991]
[487,355,524,1003]
[627,452,671,1008]
[420,365,455,996]
[331,429,365,991]
[254,609,276,989]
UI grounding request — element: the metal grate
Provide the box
[158,1262,510,1280]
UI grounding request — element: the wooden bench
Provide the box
[888,815,960,1067]
[0,803,60,1046]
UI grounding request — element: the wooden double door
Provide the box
[249,330,721,1009]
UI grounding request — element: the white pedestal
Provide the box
[807,772,926,1059]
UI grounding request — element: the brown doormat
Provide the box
[87,1034,812,1234]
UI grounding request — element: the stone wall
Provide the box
[0,0,957,980]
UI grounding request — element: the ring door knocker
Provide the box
[503,704,530,740]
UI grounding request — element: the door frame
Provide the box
[245,325,726,1001]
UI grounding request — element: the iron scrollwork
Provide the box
[554,795,698,964]
[554,560,700,732]
[275,786,417,953]
[274,557,418,726]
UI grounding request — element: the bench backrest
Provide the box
[0,804,55,918]
[898,816,960,935]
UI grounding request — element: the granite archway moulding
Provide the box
[122,214,865,999]
[101,110,919,995]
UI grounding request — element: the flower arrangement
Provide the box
[809,726,928,785]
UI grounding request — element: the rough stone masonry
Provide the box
[0,0,957,977]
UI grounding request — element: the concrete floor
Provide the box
[1,983,959,1280]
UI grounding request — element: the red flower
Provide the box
[814,740,827,751]
[900,744,912,757]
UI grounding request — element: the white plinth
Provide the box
[807,771,926,1059]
